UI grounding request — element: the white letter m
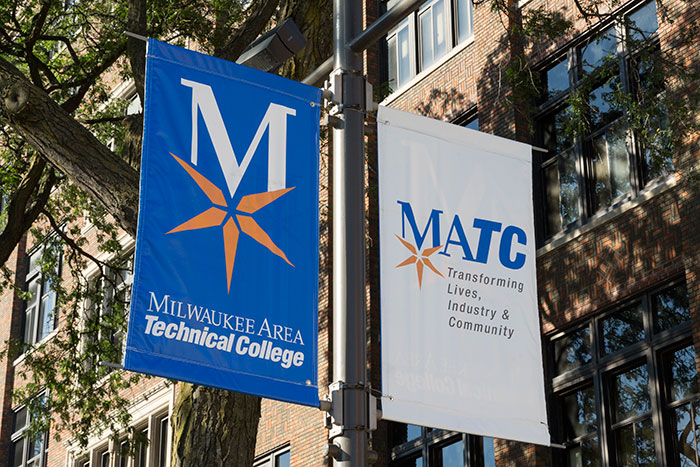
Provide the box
[181,79,296,198]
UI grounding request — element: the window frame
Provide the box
[253,444,291,467]
[68,383,172,467]
[535,0,668,242]
[10,393,49,467]
[388,423,494,466]
[82,253,134,372]
[23,244,62,347]
[548,278,694,466]
[384,0,475,96]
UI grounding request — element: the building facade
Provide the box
[0,0,697,466]
[254,0,700,466]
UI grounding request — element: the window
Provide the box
[254,445,291,467]
[73,412,170,467]
[389,423,495,466]
[452,108,478,130]
[536,1,670,239]
[11,395,48,467]
[386,0,474,93]
[83,255,133,370]
[549,280,694,466]
[23,246,61,346]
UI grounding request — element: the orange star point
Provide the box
[395,236,444,289]
[167,152,295,293]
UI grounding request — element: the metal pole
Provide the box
[302,0,425,86]
[332,0,366,464]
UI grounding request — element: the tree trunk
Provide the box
[172,385,261,467]
[0,1,332,464]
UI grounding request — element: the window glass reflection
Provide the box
[567,437,600,467]
[654,284,690,332]
[614,365,651,423]
[580,29,617,75]
[437,439,463,466]
[555,326,592,375]
[674,402,700,466]
[483,437,496,467]
[601,303,644,355]
[615,419,656,466]
[564,386,598,439]
[546,59,570,99]
[670,345,699,402]
[591,126,631,211]
[628,1,658,42]
[391,423,422,448]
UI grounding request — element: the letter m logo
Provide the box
[181,79,296,198]
[397,201,442,250]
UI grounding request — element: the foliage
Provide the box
[0,0,282,452]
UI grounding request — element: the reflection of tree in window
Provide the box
[654,284,690,332]
[553,326,592,375]
[562,386,599,467]
[600,303,644,355]
[667,345,700,466]
[536,1,670,239]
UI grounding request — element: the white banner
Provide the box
[378,106,550,446]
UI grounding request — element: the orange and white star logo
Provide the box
[395,234,444,289]
[166,152,294,293]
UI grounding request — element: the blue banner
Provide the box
[124,39,320,407]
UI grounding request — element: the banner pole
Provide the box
[331,0,367,464]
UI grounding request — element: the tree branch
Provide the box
[0,55,140,237]
[127,0,147,105]
[214,0,281,62]
[0,154,55,267]
[42,208,109,272]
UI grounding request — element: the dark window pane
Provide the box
[628,1,658,42]
[436,439,463,466]
[554,326,592,375]
[637,419,657,465]
[391,422,422,448]
[14,407,28,433]
[119,440,128,467]
[580,29,617,75]
[616,424,636,466]
[654,284,690,332]
[614,365,651,422]
[616,419,656,466]
[567,438,600,467]
[601,303,644,355]
[546,59,570,99]
[275,451,290,467]
[675,403,700,466]
[670,345,699,402]
[397,456,423,467]
[564,386,598,439]
[544,149,580,235]
[591,127,631,211]
[543,107,574,153]
[589,80,622,128]
[101,451,110,467]
[12,440,24,467]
